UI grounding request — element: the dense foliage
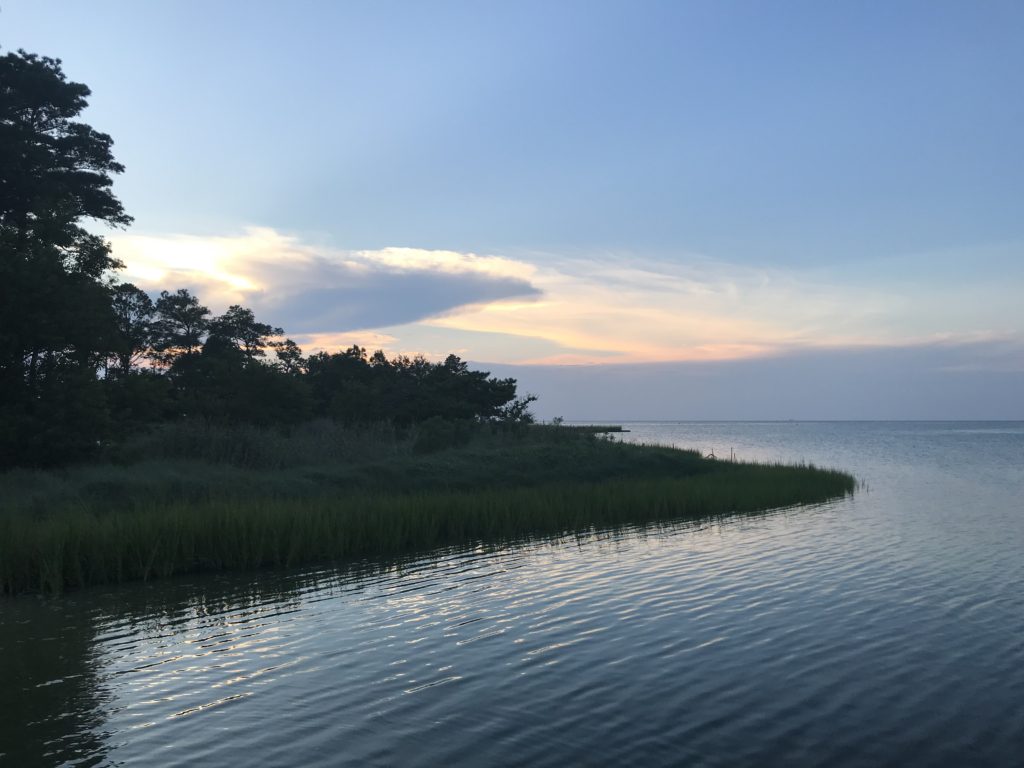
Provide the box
[0,49,531,468]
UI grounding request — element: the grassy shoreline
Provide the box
[0,423,855,595]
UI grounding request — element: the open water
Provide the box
[2,422,1023,766]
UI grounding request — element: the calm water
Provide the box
[3,422,1023,767]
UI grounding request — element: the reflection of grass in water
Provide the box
[0,423,854,595]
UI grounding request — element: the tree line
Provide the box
[0,48,532,468]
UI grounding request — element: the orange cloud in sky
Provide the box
[108,228,1021,365]
[425,257,905,363]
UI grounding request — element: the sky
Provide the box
[5,1,1024,418]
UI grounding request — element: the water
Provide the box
[3,422,1023,766]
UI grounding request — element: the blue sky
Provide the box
[5,1,1023,416]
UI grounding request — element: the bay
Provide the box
[2,422,1023,766]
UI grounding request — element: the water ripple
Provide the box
[3,422,1024,766]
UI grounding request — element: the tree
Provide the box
[0,49,131,465]
[150,288,210,365]
[496,394,538,425]
[0,50,131,262]
[208,304,282,362]
[109,282,154,376]
[269,338,307,375]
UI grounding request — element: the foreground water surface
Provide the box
[2,421,1023,766]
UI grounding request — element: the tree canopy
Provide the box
[1,49,132,465]
[0,47,535,468]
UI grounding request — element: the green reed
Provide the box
[0,461,854,595]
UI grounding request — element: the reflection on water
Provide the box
[2,422,1024,767]
[0,598,108,766]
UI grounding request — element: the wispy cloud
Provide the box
[110,228,1023,364]
[429,251,1019,363]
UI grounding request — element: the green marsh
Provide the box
[0,422,854,595]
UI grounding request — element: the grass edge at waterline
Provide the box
[0,462,854,595]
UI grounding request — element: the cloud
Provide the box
[110,228,541,334]
[110,228,1024,366]
[427,241,1024,363]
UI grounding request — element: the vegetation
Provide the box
[0,49,856,596]
[0,423,855,595]
[0,48,535,469]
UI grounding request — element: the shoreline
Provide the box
[0,423,855,595]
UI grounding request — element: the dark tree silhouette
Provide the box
[0,50,131,259]
[109,283,155,376]
[209,305,282,362]
[269,338,307,375]
[0,49,131,464]
[303,347,523,426]
[151,288,210,365]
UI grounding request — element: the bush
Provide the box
[412,417,475,454]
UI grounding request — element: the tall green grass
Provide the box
[0,462,854,595]
[0,421,855,594]
[0,421,708,516]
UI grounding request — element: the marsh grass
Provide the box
[0,422,854,595]
[106,418,410,470]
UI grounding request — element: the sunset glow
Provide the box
[109,227,1022,367]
